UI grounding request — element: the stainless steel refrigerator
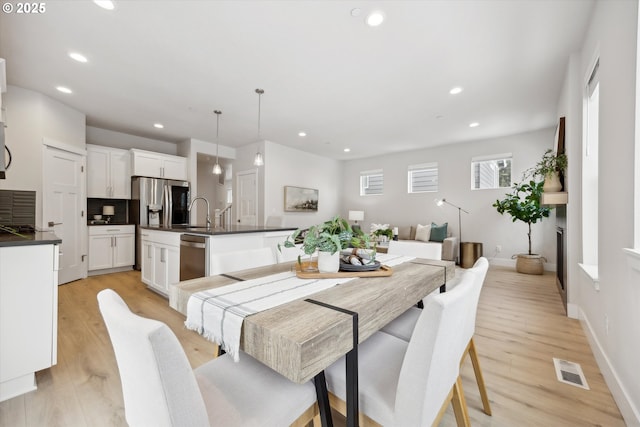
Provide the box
[131,176,190,270]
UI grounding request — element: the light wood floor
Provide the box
[0,266,625,426]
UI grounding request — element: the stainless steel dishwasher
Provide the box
[180,234,209,281]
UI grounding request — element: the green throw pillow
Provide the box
[430,222,448,242]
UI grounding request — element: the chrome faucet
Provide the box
[188,197,211,228]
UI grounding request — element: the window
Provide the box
[408,163,438,193]
[582,58,599,268]
[360,169,383,196]
[471,154,512,189]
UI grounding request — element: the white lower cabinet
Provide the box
[0,244,59,402]
[88,225,135,273]
[140,229,180,296]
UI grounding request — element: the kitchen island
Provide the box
[0,231,61,402]
[143,223,297,236]
[139,225,297,296]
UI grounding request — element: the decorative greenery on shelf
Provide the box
[493,180,551,255]
[525,148,568,180]
[279,216,374,258]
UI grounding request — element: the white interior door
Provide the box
[237,169,258,226]
[43,146,85,284]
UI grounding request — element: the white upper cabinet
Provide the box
[130,149,187,181]
[87,144,131,199]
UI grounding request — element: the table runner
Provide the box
[185,253,414,361]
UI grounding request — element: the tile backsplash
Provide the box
[0,190,36,226]
[87,198,129,224]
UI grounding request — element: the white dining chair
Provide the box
[97,289,319,427]
[324,270,478,427]
[379,257,492,415]
[276,243,306,263]
[209,247,276,275]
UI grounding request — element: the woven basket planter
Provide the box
[514,254,546,275]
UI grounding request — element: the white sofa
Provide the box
[378,224,458,262]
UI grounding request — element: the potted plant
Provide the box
[526,149,568,192]
[280,216,373,273]
[371,227,393,243]
[493,180,551,274]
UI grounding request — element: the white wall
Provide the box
[341,128,555,265]
[567,0,639,424]
[194,157,229,224]
[87,126,177,155]
[264,141,342,229]
[1,85,85,226]
[179,138,236,224]
[556,52,582,320]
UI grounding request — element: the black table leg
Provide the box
[345,346,359,427]
[314,371,333,427]
[306,299,359,427]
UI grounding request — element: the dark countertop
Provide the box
[87,222,133,226]
[0,231,62,247]
[141,224,297,236]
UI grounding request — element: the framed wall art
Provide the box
[284,186,318,212]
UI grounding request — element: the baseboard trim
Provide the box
[88,266,133,276]
[578,307,640,426]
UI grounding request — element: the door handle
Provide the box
[48,221,62,227]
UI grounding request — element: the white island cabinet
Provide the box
[140,228,180,296]
[0,241,59,402]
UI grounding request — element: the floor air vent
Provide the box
[553,358,590,390]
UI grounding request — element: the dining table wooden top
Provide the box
[171,258,455,384]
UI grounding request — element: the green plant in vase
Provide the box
[493,180,551,274]
[279,216,375,272]
[525,148,568,192]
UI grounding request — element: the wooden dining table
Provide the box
[171,257,455,427]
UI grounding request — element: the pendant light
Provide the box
[253,88,265,166]
[212,110,222,175]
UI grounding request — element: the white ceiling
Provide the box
[0,0,594,160]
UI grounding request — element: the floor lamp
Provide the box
[435,198,469,263]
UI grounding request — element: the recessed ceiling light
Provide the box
[350,8,362,17]
[69,52,88,63]
[56,86,72,94]
[93,0,114,10]
[449,87,463,95]
[469,122,480,128]
[153,123,164,129]
[344,148,351,152]
[298,132,307,137]
[366,11,385,27]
